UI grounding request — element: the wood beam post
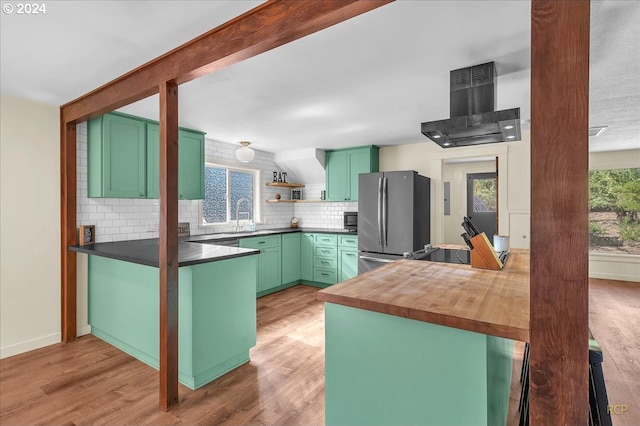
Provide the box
[158,80,180,411]
[60,118,77,343]
[58,0,394,411]
[530,1,590,424]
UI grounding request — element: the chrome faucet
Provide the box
[236,198,251,232]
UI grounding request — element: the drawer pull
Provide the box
[321,272,329,276]
[258,241,266,244]
[346,253,356,257]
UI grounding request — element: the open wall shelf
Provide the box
[266,182,305,188]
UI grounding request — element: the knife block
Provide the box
[469,233,503,270]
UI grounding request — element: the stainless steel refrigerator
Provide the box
[358,171,431,274]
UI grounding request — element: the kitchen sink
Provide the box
[187,230,276,244]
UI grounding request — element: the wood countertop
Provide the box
[317,250,530,342]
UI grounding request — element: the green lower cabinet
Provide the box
[324,303,514,426]
[281,233,301,284]
[338,249,358,282]
[338,235,358,282]
[260,246,282,292]
[313,234,338,285]
[88,254,257,390]
[301,233,315,281]
[240,235,282,295]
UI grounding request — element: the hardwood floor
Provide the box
[1,280,638,425]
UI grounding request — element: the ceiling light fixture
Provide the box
[236,141,255,163]
[433,134,441,139]
[588,126,608,137]
[504,125,514,130]
[507,135,516,139]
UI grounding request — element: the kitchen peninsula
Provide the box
[318,249,529,426]
[70,238,259,390]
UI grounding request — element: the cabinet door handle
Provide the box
[139,193,144,197]
[258,241,266,244]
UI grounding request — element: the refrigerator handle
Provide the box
[377,177,383,247]
[382,176,388,247]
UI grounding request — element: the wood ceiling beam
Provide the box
[60,0,393,124]
[530,0,590,424]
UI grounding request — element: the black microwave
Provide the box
[343,211,358,231]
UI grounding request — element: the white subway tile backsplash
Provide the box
[76,120,358,241]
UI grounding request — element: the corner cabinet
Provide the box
[300,233,315,281]
[88,113,147,198]
[281,233,301,285]
[240,235,282,295]
[147,124,205,200]
[325,146,379,201]
[88,112,205,199]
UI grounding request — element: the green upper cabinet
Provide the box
[88,113,146,198]
[146,124,205,200]
[88,112,205,200]
[177,129,205,200]
[146,123,160,199]
[281,233,301,285]
[325,146,379,201]
[325,151,349,201]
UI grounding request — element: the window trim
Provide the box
[199,159,262,227]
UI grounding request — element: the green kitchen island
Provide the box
[71,238,259,390]
[317,250,530,426]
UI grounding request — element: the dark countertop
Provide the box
[69,238,259,268]
[69,227,357,267]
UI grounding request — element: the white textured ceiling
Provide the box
[1,1,638,154]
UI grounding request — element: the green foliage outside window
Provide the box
[589,168,640,219]
[589,167,640,254]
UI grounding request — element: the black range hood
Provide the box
[421,62,521,148]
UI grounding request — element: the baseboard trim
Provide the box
[0,332,61,359]
[589,272,640,283]
[77,324,92,336]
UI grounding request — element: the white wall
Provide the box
[442,160,495,244]
[0,96,61,358]
[380,130,531,248]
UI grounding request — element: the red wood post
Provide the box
[530,0,590,424]
[158,80,180,410]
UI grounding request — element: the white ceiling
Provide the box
[1,1,638,154]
